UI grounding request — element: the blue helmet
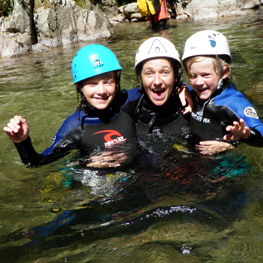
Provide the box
[72,44,122,84]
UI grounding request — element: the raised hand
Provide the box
[178,85,193,115]
[3,115,29,143]
[223,119,250,141]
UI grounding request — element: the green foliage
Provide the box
[115,0,134,6]
[0,0,134,17]
[17,0,29,12]
[0,0,14,16]
[0,0,32,16]
[86,0,135,7]
[89,0,102,4]
[73,0,88,8]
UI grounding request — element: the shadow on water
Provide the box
[0,148,250,262]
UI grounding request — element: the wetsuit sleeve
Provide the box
[125,87,141,101]
[41,112,83,157]
[228,98,263,146]
[14,111,84,167]
[215,85,263,147]
[121,87,141,120]
[242,128,263,147]
[14,137,42,167]
[184,83,193,92]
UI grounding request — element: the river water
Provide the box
[0,10,263,263]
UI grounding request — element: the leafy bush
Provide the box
[115,0,134,6]
[89,0,134,7]
[0,0,135,18]
[0,0,14,16]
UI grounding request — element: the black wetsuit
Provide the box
[15,89,140,167]
[188,81,263,146]
[123,87,191,153]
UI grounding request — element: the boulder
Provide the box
[0,0,260,57]
[176,0,246,20]
[0,0,113,57]
[237,0,260,9]
[0,32,31,57]
[118,2,149,22]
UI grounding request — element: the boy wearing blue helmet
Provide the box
[3,45,139,167]
[182,30,263,152]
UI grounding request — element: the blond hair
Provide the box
[183,56,231,80]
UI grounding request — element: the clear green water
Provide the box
[0,10,263,263]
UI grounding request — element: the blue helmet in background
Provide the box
[72,44,122,84]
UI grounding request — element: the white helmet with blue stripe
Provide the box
[182,30,231,64]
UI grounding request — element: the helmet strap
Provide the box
[215,55,224,92]
[216,78,224,91]
[215,55,222,79]
[139,83,143,92]
[115,71,121,93]
[173,80,179,94]
[81,94,87,105]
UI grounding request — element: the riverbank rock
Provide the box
[237,0,260,9]
[0,1,31,57]
[0,0,261,57]
[119,0,262,22]
[109,3,145,24]
[176,0,247,20]
[0,0,113,57]
[34,2,112,48]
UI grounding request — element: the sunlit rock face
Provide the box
[0,0,261,57]
[0,0,113,57]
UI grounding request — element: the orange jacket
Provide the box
[147,0,169,23]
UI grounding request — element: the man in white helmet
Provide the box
[182,30,263,151]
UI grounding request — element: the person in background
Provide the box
[148,0,169,31]
[3,44,139,168]
[182,29,263,153]
[166,0,178,18]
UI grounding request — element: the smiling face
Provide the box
[81,71,116,110]
[188,57,220,101]
[141,58,175,106]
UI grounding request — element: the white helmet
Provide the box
[134,37,181,71]
[182,30,231,63]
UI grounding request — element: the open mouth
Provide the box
[198,88,209,93]
[152,88,165,99]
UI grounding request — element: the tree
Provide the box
[17,0,37,45]
[29,0,37,45]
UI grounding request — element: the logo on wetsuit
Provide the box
[244,107,259,119]
[191,111,210,123]
[93,130,127,147]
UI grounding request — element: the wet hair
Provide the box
[136,57,183,91]
[75,71,121,110]
[183,56,232,80]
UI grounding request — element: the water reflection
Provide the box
[0,148,250,262]
[0,9,263,263]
